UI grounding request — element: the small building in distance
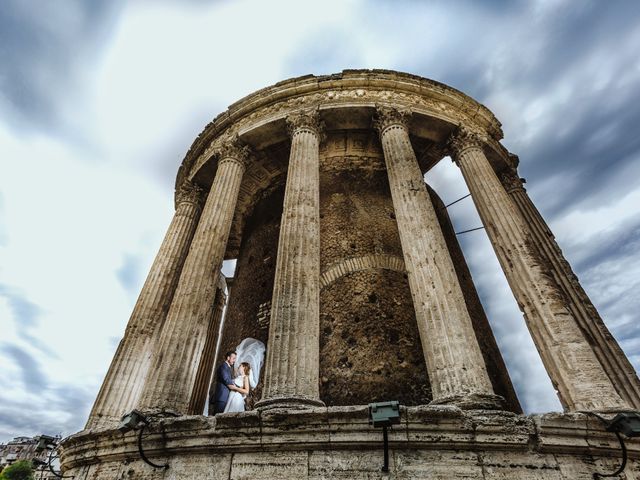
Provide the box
[0,435,60,479]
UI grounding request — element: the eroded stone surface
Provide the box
[60,409,640,479]
[449,128,628,411]
[500,166,640,409]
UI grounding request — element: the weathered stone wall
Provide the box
[319,130,431,406]
[214,186,283,409]
[316,131,519,409]
[321,269,431,405]
[215,130,520,409]
[60,409,640,479]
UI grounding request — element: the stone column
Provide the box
[449,128,628,411]
[86,181,204,430]
[188,275,228,414]
[373,106,502,409]
[256,110,324,409]
[500,165,640,409]
[138,137,249,413]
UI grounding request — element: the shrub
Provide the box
[0,460,34,480]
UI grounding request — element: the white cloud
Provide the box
[0,126,172,438]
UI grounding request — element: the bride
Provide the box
[223,362,251,413]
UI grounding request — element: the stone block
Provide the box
[394,449,483,479]
[533,413,590,453]
[309,449,396,480]
[472,411,533,448]
[210,410,261,449]
[480,451,562,479]
[406,405,474,445]
[230,451,308,480]
[261,407,330,446]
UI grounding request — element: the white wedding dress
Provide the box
[223,375,247,413]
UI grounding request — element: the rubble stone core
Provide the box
[70,70,639,478]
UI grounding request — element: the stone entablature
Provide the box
[179,70,505,187]
[178,71,514,260]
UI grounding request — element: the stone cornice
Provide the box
[499,167,526,194]
[508,152,521,168]
[372,105,412,135]
[59,408,640,471]
[176,70,505,193]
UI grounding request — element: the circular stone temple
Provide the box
[61,70,640,478]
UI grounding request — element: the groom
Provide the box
[212,350,240,414]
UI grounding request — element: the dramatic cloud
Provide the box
[1,0,639,441]
[0,344,48,393]
[0,0,121,136]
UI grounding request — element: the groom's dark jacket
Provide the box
[213,362,234,406]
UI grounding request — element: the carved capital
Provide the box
[216,134,252,170]
[508,152,520,169]
[446,126,485,161]
[499,167,526,194]
[372,105,411,135]
[175,180,204,209]
[286,109,325,141]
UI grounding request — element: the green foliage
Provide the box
[0,460,34,480]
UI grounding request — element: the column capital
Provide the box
[286,109,325,141]
[372,105,412,135]
[447,126,486,160]
[499,167,526,194]
[175,180,205,209]
[216,134,252,171]
[508,152,520,169]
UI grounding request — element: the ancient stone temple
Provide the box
[61,70,640,478]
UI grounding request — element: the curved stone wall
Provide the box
[60,409,640,479]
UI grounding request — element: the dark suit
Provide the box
[212,362,234,414]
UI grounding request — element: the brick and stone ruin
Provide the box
[60,70,640,478]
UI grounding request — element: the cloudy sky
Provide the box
[1,0,639,442]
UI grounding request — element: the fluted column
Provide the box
[138,137,249,413]
[500,165,640,409]
[449,128,628,411]
[86,181,204,429]
[373,106,502,408]
[188,275,228,414]
[256,110,324,409]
